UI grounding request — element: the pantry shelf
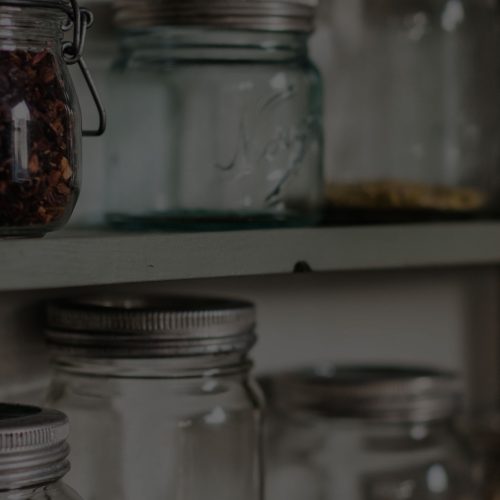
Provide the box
[1,222,500,292]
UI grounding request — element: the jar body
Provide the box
[47,357,263,500]
[0,481,83,500]
[315,0,500,220]
[268,413,478,500]
[107,28,323,229]
[0,7,82,236]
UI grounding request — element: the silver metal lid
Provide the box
[0,0,67,7]
[46,295,257,358]
[265,365,460,423]
[0,404,70,491]
[0,0,71,17]
[113,0,317,32]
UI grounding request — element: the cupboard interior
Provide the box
[1,267,498,415]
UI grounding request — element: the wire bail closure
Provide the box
[0,0,106,136]
[62,0,106,136]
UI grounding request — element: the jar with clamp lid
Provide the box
[0,0,106,236]
[106,0,323,229]
[264,365,479,500]
[45,295,264,500]
[0,402,83,499]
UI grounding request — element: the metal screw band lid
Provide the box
[265,365,460,423]
[0,0,69,11]
[113,0,317,32]
[0,404,70,491]
[46,295,257,358]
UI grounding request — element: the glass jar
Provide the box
[0,0,105,236]
[106,0,323,230]
[264,366,478,500]
[45,295,264,500]
[316,0,500,222]
[0,402,83,499]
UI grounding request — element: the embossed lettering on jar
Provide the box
[107,1,323,229]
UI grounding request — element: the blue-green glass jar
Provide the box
[106,1,323,230]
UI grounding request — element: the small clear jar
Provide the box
[264,366,478,500]
[0,402,83,500]
[45,295,264,500]
[0,0,105,236]
[106,1,323,229]
[317,0,500,221]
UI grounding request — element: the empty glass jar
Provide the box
[0,402,83,499]
[45,295,263,500]
[106,0,323,229]
[0,0,105,236]
[317,0,500,221]
[264,365,478,500]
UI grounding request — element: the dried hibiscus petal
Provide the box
[0,49,77,232]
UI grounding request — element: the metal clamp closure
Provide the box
[62,0,106,136]
[0,0,107,136]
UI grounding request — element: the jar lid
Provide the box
[113,0,317,33]
[0,404,70,491]
[0,0,70,14]
[46,295,257,358]
[265,365,460,423]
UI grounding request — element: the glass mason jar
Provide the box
[0,0,105,237]
[106,0,323,230]
[264,366,478,500]
[45,295,264,500]
[315,0,500,221]
[0,402,83,500]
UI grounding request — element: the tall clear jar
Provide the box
[0,402,83,500]
[45,295,263,500]
[0,0,105,236]
[264,366,478,500]
[106,1,323,229]
[315,0,500,221]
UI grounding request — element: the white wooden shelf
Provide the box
[1,222,500,292]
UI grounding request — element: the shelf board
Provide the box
[0,222,500,291]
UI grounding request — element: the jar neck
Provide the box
[0,482,65,499]
[51,352,253,379]
[120,26,310,62]
[0,447,69,493]
[0,6,65,50]
[287,407,455,446]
